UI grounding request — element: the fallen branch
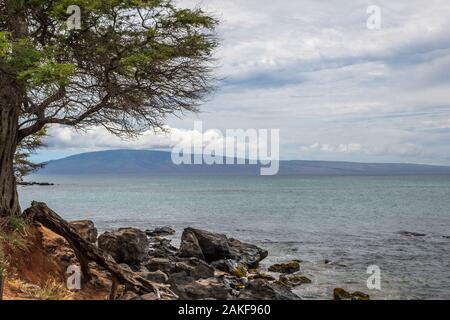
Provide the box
[23,201,178,300]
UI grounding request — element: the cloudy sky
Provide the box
[35,0,450,165]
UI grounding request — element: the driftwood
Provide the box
[23,201,178,300]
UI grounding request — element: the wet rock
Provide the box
[397,231,426,237]
[169,277,231,300]
[333,288,352,300]
[70,220,98,243]
[238,279,300,300]
[333,288,370,300]
[173,258,215,280]
[351,291,370,300]
[228,238,268,268]
[179,229,206,260]
[220,274,248,291]
[145,257,177,274]
[179,228,268,268]
[179,228,231,261]
[149,237,178,258]
[276,274,311,287]
[211,259,247,278]
[211,259,237,273]
[145,256,215,281]
[98,228,149,265]
[268,261,300,274]
[248,272,276,281]
[137,270,169,283]
[145,226,176,237]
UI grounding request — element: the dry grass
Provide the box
[8,277,74,300]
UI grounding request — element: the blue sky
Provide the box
[34,0,450,165]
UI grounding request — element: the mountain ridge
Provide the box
[36,149,450,176]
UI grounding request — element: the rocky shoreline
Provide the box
[17,181,55,186]
[65,220,369,300]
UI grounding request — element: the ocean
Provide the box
[19,175,450,299]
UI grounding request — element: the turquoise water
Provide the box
[19,175,450,299]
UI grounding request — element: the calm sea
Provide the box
[19,175,450,299]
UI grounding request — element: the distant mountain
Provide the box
[36,149,450,176]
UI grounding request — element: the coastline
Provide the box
[1,202,369,300]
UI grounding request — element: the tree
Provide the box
[14,128,46,181]
[0,0,218,217]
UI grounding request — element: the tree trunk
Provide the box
[0,75,21,218]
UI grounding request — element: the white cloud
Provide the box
[36,0,450,165]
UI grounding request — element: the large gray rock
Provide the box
[173,258,215,280]
[169,277,231,300]
[148,237,178,258]
[144,256,215,281]
[145,257,177,274]
[70,220,98,243]
[137,270,169,283]
[238,279,300,300]
[179,228,207,260]
[98,228,149,265]
[228,238,268,268]
[179,228,268,268]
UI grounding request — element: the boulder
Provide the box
[211,259,247,278]
[173,258,215,280]
[238,279,300,300]
[351,291,370,300]
[276,274,311,287]
[169,277,230,300]
[137,270,169,283]
[145,227,176,237]
[179,229,205,260]
[179,228,267,268]
[333,288,370,300]
[268,261,300,274]
[248,272,276,281]
[148,237,178,258]
[98,228,149,265]
[70,220,98,243]
[145,257,177,274]
[397,231,426,237]
[228,238,268,268]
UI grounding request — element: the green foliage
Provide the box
[0,32,11,57]
[7,216,29,234]
[14,128,47,181]
[0,230,26,251]
[18,60,75,88]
